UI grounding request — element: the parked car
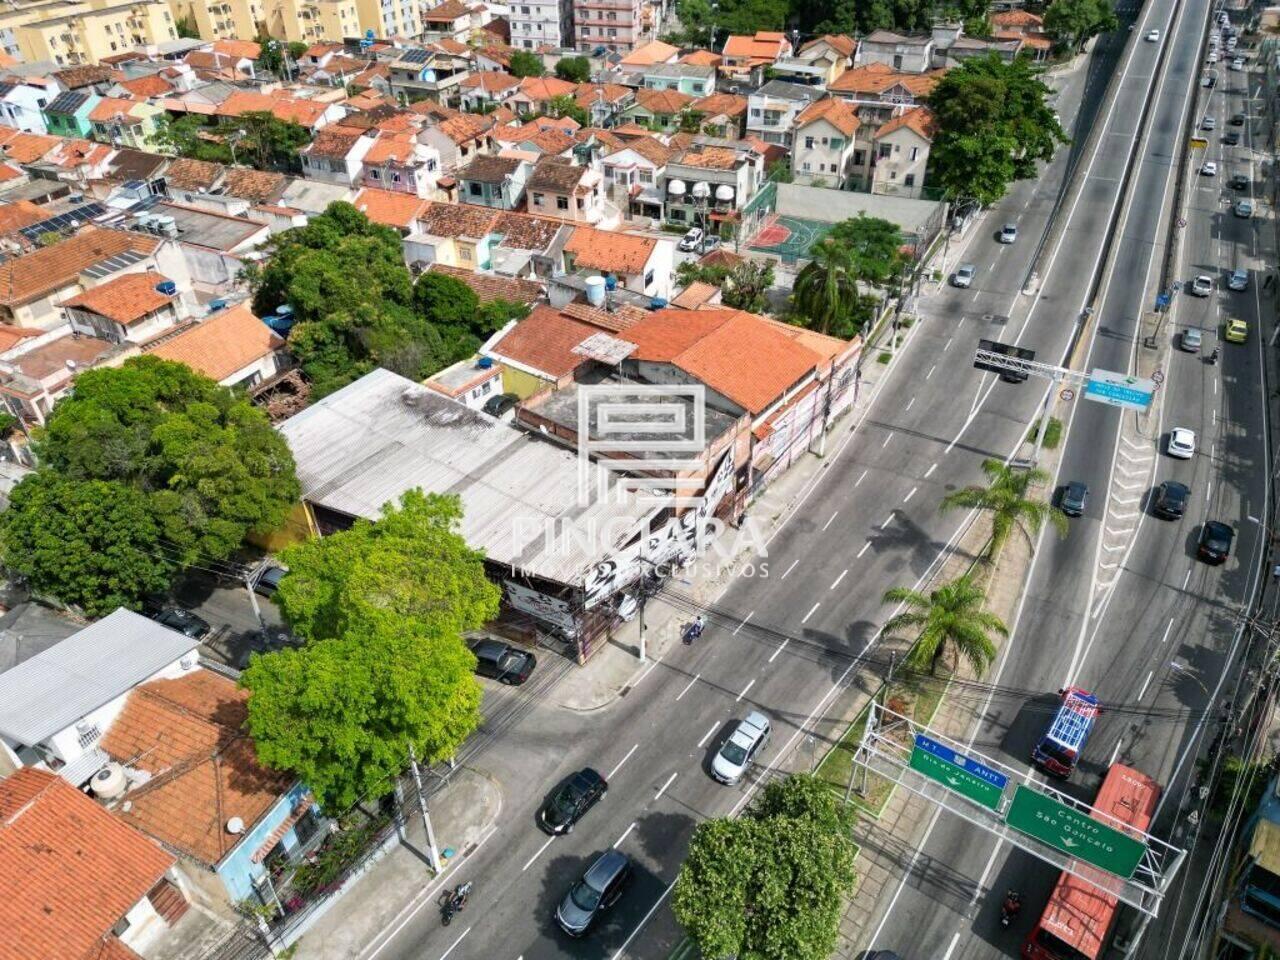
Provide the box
[470,639,536,685]
[1190,274,1213,297]
[1235,199,1255,218]
[482,392,518,418]
[1201,160,1218,176]
[678,227,704,252]
[997,223,1018,244]
[951,263,977,288]
[1225,318,1249,342]
[1060,481,1088,518]
[539,768,607,835]
[253,564,287,597]
[150,606,211,639]
[712,711,772,784]
[1202,73,1216,88]
[1153,480,1190,519]
[1231,172,1250,190]
[1197,521,1235,564]
[555,850,631,936]
[1228,268,1249,291]
[1167,427,1196,460]
[1180,327,1202,352]
[1223,130,1240,145]
[1203,115,1217,130]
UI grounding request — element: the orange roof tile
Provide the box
[563,226,656,274]
[364,131,418,163]
[61,271,174,324]
[721,31,789,63]
[800,34,856,57]
[991,10,1043,28]
[0,227,159,307]
[353,187,430,228]
[212,38,262,59]
[0,131,58,163]
[607,134,671,166]
[671,280,718,309]
[118,74,172,98]
[678,49,722,67]
[145,303,282,383]
[874,105,936,140]
[634,87,693,115]
[424,0,471,19]
[995,30,1051,49]
[794,96,859,136]
[88,97,145,124]
[0,768,173,960]
[417,200,498,238]
[427,263,542,303]
[620,40,679,66]
[516,76,577,101]
[487,303,600,376]
[434,112,493,144]
[460,70,521,93]
[691,92,747,117]
[162,156,224,191]
[0,199,45,235]
[215,90,329,127]
[829,62,944,96]
[573,82,632,107]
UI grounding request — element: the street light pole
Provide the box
[407,743,442,874]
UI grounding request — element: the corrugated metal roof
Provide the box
[0,608,198,745]
[279,368,653,586]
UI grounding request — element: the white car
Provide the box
[711,711,771,785]
[1208,50,1220,64]
[1146,28,1160,41]
[1232,56,1246,71]
[998,222,1018,244]
[1191,274,1214,296]
[952,263,977,288]
[1203,115,1217,130]
[1168,428,1196,460]
[677,227,704,252]
[1201,160,1218,176]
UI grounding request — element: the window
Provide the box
[801,161,810,171]
[909,146,919,162]
[878,143,892,159]
[469,182,482,196]
[904,173,915,187]
[532,191,544,205]
[392,172,402,182]
[853,149,865,166]
[557,195,569,210]
[804,136,814,149]
[607,27,615,35]
[750,108,761,118]
[460,246,472,260]
[644,268,654,288]
[638,168,652,184]
[370,169,381,179]
[830,137,843,150]
[670,208,685,221]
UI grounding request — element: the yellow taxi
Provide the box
[1224,318,1249,343]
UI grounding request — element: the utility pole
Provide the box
[407,743,442,874]
[244,562,266,629]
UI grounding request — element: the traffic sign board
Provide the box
[1084,368,1155,412]
[1005,784,1148,878]
[910,734,1007,811]
[1155,293,1171,310]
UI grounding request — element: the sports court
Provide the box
[748,212,832,259]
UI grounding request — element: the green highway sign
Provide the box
[1005,785,1147,878]
[909,735,1006,811]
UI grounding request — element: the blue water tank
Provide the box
[604,273,617,291]
[208,299,228,312]
[155,280,177,296]
[477,356,494,369]
[649,297,668,310]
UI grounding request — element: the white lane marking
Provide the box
[654,771,678,800]
[856,469,869,486]
[736,678,756,702]
[696,722,718,749]
[733,611,754,635]
[1108,739,1123,767]
[607,744,638,779]
[802,602,820,623]
[880,514,895,529]
[613,822,637,849]
[1160,617,1174,644]
[940,931,962,960]
[903,486,918,503]
[831,569,849,590]
[1138,671,1154,700]
[768,638,789,663]
[1214,376,1218,395]
[635,657,662,687]
[857,541,872,558]
[926,364,937,379]
[676,674,699,701]
[882,432,894,448]
[440,928,472,960]
[610,884,675,959]
[1206,482,1213,501]
[823,511,839,531]
[522,836,555,872]
[906,396,916,411]
[944,337,954,351]
[924,462,938,478]
[1183,569,1192,590]
[781,559,799,579]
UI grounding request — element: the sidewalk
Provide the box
[293,768,502,960]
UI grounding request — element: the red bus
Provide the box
[1022,764,1159,960]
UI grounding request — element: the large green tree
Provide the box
[882,575,1007,675]
[509,50,546,78]
[1043,0,1119,51]
[794,239,861,336]
[554,55,591,82]
[927,54,1067,205]
[673,774,857,960]
[36,356,299,565]
[0,473,172,617]
[826,215,906,290]
[940,457,1068,557]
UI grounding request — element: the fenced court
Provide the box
[748,212,832,261]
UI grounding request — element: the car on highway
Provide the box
[1228,268,1249,291]
[712,711,771,784]
[253,564,287,597]
[1202,115,1217,130]
[1197,521,1235,564]
[1146,28,1159,41]
[1223,130,1240,145]
[1201,160,1218,176]
[951,263,976,288]
[1208,50,1220,63]
[997,222,1018,244]
[1231,172,1250,190]
[1235,198,1254,218]
[539,768,607,835]
[1153,480,1190,519]
[1233,56,1246,70]
[1231,112,1247,126]
[1225,318,1249,342]
[555,850,631,937]
[1202,72,1216,88]
[1180,327,1203,352]
[1190,274,1213,296]
[149,606,211,639]
[1167,427,1197,460]
[1060,481,1088,518]
[1032,687,1100,778]
[470,638,536,685]
[677,226,704,252]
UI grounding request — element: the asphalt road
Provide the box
[351,17,1157,960]
[861,0,1276,956]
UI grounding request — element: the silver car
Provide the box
[998,223,1018,244]
[711,711,771,785]
[951,263,976,288]
[1181,327,1203,352]
[1191,274,1213,297]
[1228,268,1249,291]
[1235,199,1254,218]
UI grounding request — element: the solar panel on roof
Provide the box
[18,202,107,242]
[399,47,431,63]
[82,248,147,279]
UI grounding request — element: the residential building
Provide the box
[506,74,578,116]
[88,96,165,149]
[617,38,676,68]
[573,81,633,126]
[868,105,934,197]
[773,33,855,87]
[458,69,522,111]
[990,10,1051,59]
[572,0,643,54]
[420,111,494,172]
[360,131,442,197]
[642,61,714,97]
[145,301,285,386]
[0,325,138,425]
[827,61,943,142]
[746,79,821,146]
[720,30,791,81]
[690,91,747,138]
[409,202,566,274]
[790,96,858,188]
[508,0,571,49]
[61,269,184,343]
[662,138,765,231]
[561,223,671,298]
[301,126,376,186]
[423,0,479,41]
[601,135,669,219]
[426,261,542,305]
[143,201,269,286]
[387,45,471,106]
[457,153,529,209]
[856,28,934,72]
[525,156,604,223]
[491,118,577,157]
[0,80,56,134]
[424,353,505,408]
[623,86,691,131]
[168,0,263,44]
[14,0,177,66]
[41,90,99,138]
[352,186,431,231]
[162,155,225,192]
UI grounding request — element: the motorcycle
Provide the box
[1000,890,1022,929]
[1209,347,1220,365]
[681,619,705,644]
[442,881,473,926]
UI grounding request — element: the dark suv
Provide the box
[539,768,607,834]
[556,850,631,936]
[1060,481,1088,518]
[1197,521,1235,564]
[470,639,536,685]
[1153,481,1190,519]
[149,606,211,639]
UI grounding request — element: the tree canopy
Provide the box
[554,55,592,82]
[940,457,1068,557]
[927,54,1067,205]
[883,575,1007,675]
[675,257,775,312]
[509,50,546,77]
[1043,0,1119,50]
[156,111,310,172]
[546,93,590,128]
[673,774,857,960]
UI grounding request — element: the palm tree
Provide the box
[940,457,1068,558]
[794,238,858,335]
[882,575,1007,676]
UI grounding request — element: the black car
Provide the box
[1223,131,1241,145]
[1231,172,1250,190]
[471,639,536,684]
[1060,481,1088,518]
[1153,480,1190,519]
[482,392,518,418]
[1231,112,1246,126]
[1197,521,1235,564]
[150,606,211,639]
[253,564,287,597]
[539,768,607,834]
[555,850,631,936]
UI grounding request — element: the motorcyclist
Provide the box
[1001,889,1022,919]
[683,616,706,643]
[1210,346,1220,364]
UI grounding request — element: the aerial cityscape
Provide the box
[0,0,1271,958]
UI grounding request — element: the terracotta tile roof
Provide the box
[145,303,282,383]
[558,299,646,332]
[461,70,521,94]
[492,210,562,250]
[573,82,632,107]
[0,199,45,235]
[620,40,679,66]
[672,145,740,169]
[0,162,21,181]
[478,44,514,67]
[220,167,287,203]
[428,262,542,303]
[303,126,364,160]
[163,156,224,191]
[611,122,656,137]
[212,38,262,60]
[525,128,576,154]
[634,87,692,115]
[418,200,499,238]
[51,64,116,89]
[435,112,493,144]
[691,92,747,117]
[411,99,462,121]
[424,0,471,20]
[118,74,173,98]
[364,131,419,162]
[486,303,601,376]
[431,37,472,55]
[991,10,1043,28]
[575,127,626,152]
[99,669,294,866]
[516,76,577,101]
[215,91,329,127]
[0,131,58,163]
[564,226,656,274]
[625,308,826,414]
[89,97,145,124]
[83,937,144,960]
[353,187,430,228]
[679,49,722,67]
[874,105,936,140]
[829,63,944,97]
[0,228,159,307]
[800,34,856,57]
[994,30,1051,49]
[526,156,589,193]
[0,768,173,960]
[608,134,671,165]
[794,96,859,136]
[304,42,345,59]
[671,280,718,309]
[699,247,745,270]
[722,31,789,62]
[45,138,114,171]
[490,105,517,124]
[61,271,173,324]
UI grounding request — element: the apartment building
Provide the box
[167,0,262,41]
[790,96,858,188]
[745,79,821,146]
[572,0,643,54]
[509,0,571,49]
[15,0,178,66]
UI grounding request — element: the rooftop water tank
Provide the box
[585,275,606,307]
[155,280,177,296]
[477,356,494,369]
